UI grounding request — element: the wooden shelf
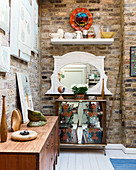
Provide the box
[60,143,106,148]
[51,38,114,45]
[56,99,106,102]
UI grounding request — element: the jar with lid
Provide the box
[88,27,96,39]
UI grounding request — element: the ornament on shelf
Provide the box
[11,109,22,132]
[70,8,93,31]
[101,78,105,99]
[58,86,65,99]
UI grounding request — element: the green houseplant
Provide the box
[71,84,88,100]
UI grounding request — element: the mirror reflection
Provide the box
[57,63,100,89]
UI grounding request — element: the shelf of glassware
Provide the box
[56,99,107,155]
[51,38,114,45]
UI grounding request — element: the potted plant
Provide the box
[71,84,88,100]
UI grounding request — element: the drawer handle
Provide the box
[46,143,49,149]
[51,131,53,137]
[51,143,53,149]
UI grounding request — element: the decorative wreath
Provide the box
[70,8,93,31]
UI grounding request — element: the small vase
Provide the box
[1,95,7,142]
[75,94,85,100]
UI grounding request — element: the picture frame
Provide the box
[130,46,136,77]
[32,0,39,53]
[17,72,33,123]
[0,0,9,32]
[10,0,32,62]
[0,46,10,72]
[0,35,10,72]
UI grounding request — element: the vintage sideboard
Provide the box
[0,116,59,170]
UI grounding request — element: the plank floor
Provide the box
[55,149,136,170]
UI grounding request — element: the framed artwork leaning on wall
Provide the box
[17,72,33,123]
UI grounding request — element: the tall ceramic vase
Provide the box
[1,95,7,142]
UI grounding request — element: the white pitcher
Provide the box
[76,31,82,39]
[57,28,64,39]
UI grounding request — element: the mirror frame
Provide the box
[46,51,112,95]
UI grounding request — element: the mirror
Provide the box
[58,63,100,89]
[46,51,112,95]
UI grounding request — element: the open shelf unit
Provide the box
[56,99,107,155]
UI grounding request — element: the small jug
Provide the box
[57,28,64,39]
[76,31,82,39]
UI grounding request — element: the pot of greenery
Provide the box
[71,84,88,100]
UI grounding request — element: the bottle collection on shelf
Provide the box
[50,26,101,40]
[59,101,103,144]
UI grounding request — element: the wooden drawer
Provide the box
[54,121,59,158]
[0,154,37,170]
[39,137,50,170]
[40,122,58,170]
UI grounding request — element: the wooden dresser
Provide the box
[0,116,59,170]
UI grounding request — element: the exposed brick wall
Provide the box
[40,0,122,143]
[0,32,40,128]
[122,0,136,147]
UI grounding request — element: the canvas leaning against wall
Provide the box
[32,0,39,53]
[0,35,10,72]
[17,72,33,123]
[10,0,32,62]
[0,0,9,32]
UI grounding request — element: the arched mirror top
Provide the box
[46,51,112,95]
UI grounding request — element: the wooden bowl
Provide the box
[11,130,37,141]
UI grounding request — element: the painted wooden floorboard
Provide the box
[59,152,69,170]
[55,153,62,170]
[82,152,92,170]
[67,152,76,170]
[88,152,100,170]
[75,151,84,170]
[104,156,115,170]
[56,149,136,170]
[96,154,109,170]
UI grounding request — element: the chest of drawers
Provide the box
[0,116,59,170]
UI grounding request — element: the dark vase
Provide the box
[1,95,7,142]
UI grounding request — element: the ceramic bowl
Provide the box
[101,32,116,38]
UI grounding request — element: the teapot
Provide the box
[64,32,75,39]
[76,31,82,39]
